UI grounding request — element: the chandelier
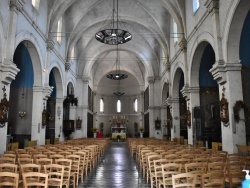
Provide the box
[106,45,128,80]
[95,0,132,45]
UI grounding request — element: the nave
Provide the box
[79,141,150,188]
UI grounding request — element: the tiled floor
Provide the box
[78,141,150,188]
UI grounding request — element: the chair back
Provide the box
[0,171,19,187]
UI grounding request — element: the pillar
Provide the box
[148,77,155,137]
[210,61,245,153]
[31,86,52,145]
[182,86,200,145]
[55,98,64,141]
[167,97,180,140]
[161,105,168,139]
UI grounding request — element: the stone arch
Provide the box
[223,0,250,63]
[162,82,169,105]
[48,66,64,98]
[66,81,75,96]
[189,41,215,87]
[171,66,184,99]
[66,78,76,95]
[15,32,44,86]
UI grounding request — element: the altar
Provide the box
[112,133,126,140]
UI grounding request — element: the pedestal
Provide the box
[93,132,97,138]
[140,132,143,138]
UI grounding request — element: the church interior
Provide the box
[0,0,250,187]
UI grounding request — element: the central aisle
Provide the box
[79,142,150,188]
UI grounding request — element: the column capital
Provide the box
[46,38,55,51]
[42,86,53,100]
[181,85,200,101]
[205,0,219,15]
[10,0,24,13]
[210,60,242,85]
[0,63,20,85]
[147,76,155,84]
[33,86,44,92]
[178,38,187,52]
[56,98,65,103]
[166,97,179,107]
[65,62,71,71]
[82,76,91,84]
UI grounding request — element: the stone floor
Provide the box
[78,141,150,188]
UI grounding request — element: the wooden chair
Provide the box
[146,154,162,185]
[23,172,48,188]
[44,164,64,188]
[66,154,81,187]
[172,172,197,188]
[185,162,207,186]
[207,162,225,173]
[33,154,47,162]
[201,171,225,188]
[158,163,182,188]
[3,153,16,161]
[152,159,170,188]
[226,171,245,188]
[20,163,41,185]
[0,171,19,187]
[50,154,65,163]
[74,151,87,184]
[0,157,16,164]
[55,158,72,188]
[18,157,34,165]
[0,163,18,173]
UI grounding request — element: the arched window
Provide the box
[100,98,104,112]
[57,17,62,44]
[173,19,178,43]
[134,99,138,112]
[32,0,40,11]
[193,0,200,12]
[117,100,121,113]
[70,47,75,63]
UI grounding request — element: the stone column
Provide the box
[166,97,180,140]
[210,61,245,153]
[161,105,168,139]
[31,86,52,145]
[78,76,90,138]
[0,65,19,154]
[182,85,200,145]
[55,98,64,141]
[147,77,155,137]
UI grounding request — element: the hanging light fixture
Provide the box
[95,0,132,45]
[113,79,125,96]
[106,44,128,80]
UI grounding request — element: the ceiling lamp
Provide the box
[106,45,128,80]
[95,0,132,45]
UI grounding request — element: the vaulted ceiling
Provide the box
[47,0,185,95]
